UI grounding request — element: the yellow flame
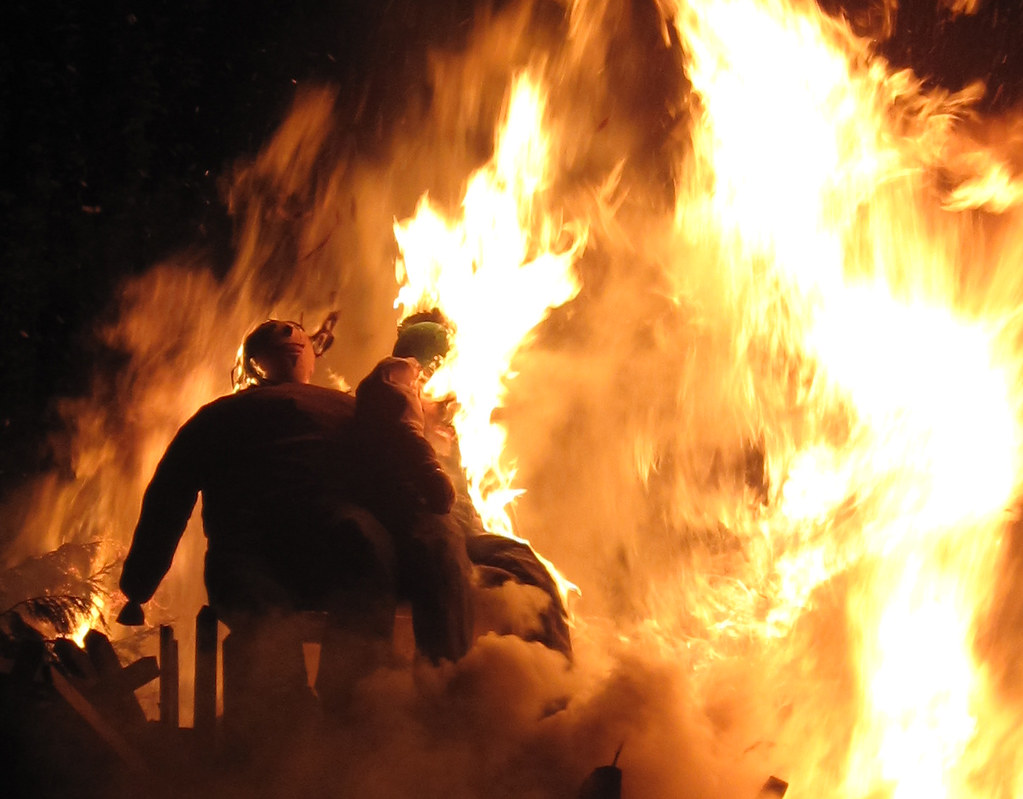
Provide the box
[394,72,586,565]
[70,594,106,648]
[943,159,1023,213]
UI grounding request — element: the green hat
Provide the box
[393,320,451,369]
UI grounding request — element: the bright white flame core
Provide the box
[782,291,1019,534]
[669,0,1023,796]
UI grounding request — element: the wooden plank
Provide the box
[160,625,179,728]
[120,656,160,691]
[84,630,122,675]
[53,637,97,684]
[221,631,241,726]
[83,630,147,727]
[50,667,147,773]
[10,637,45,682]
[193,605,217,744]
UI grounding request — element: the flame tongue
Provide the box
[394,71,586,547]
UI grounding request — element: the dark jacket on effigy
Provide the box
[352,356,456,528]
[356,358,571,658]
[120,382,379,616]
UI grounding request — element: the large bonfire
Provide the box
[5,0,1023,797]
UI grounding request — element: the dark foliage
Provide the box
[0,541,115,641]
[2,594,96,637]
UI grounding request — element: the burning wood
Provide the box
[51,631,158,730]
[47,630,159,772]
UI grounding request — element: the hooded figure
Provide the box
[352,314,474,665]
[359,309,572,658]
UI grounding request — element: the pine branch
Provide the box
[2,594,95,637]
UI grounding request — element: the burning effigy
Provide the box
[4,0,1023,797]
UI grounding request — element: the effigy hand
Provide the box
[116,600,146,626]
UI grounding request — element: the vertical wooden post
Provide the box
[758,776,789,797]
[83,630,148,728]
[220,630,244,734]
[577,766,622,799]
[193,605,218,746]
[159,625,179,728]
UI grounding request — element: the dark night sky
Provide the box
[0,0,480,494]
[1,0,1021,495]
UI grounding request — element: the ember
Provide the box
[5,0,1023,797]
